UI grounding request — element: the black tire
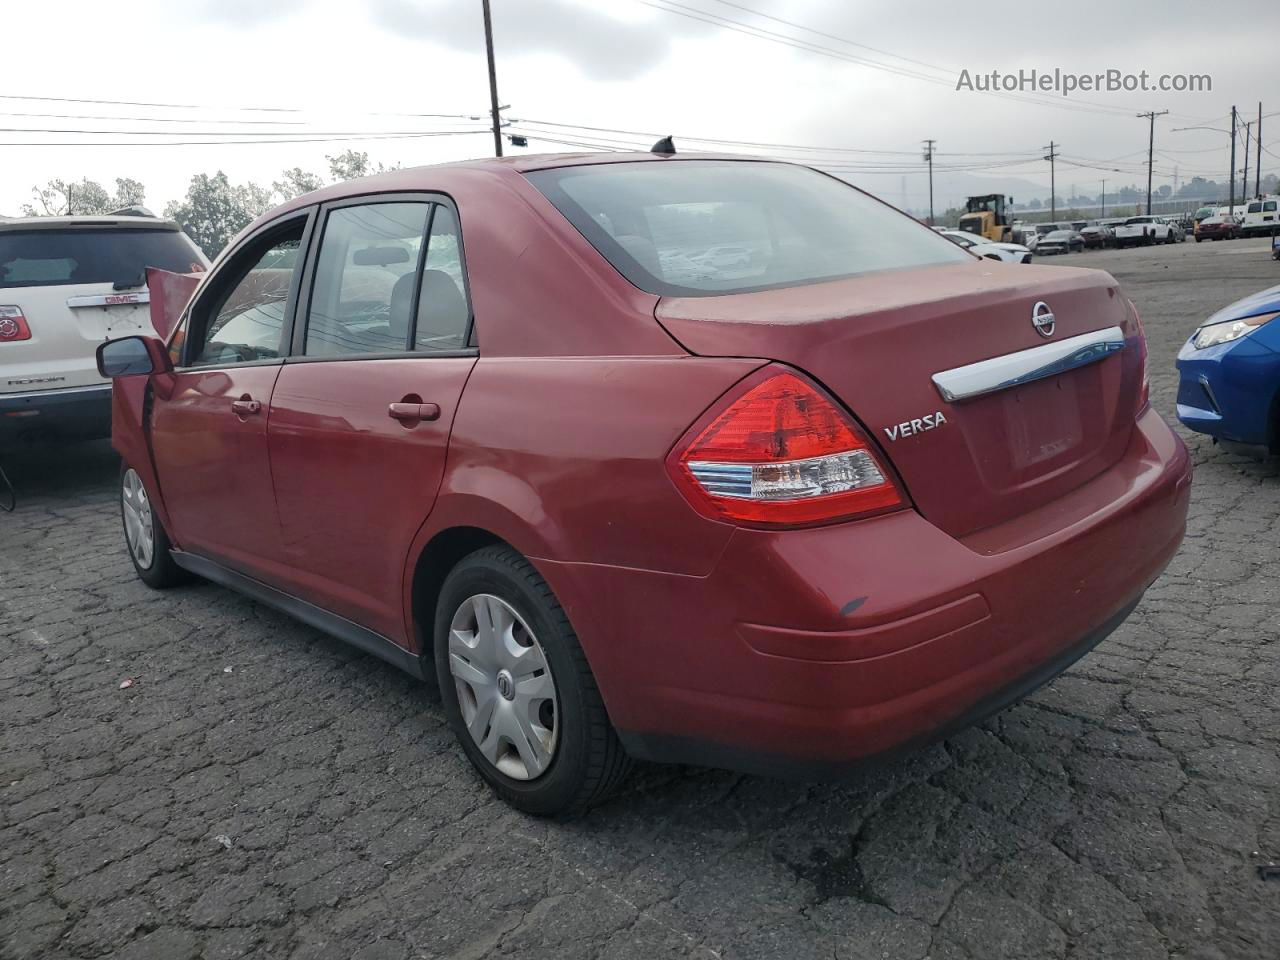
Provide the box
[434,545,630,817]
[119,462,189,589]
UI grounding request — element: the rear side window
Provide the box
[415,206,470,352]
[305,202,432,356]
[0,228,202,289]
[1266,201,1278,212]
[526,161,969,297]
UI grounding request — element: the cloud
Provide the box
[371,0,709,81]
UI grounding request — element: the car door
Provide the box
[267,196,476,642]
[150,211,314,580]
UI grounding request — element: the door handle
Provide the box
[231,398,261,416]
[388,402,441,423]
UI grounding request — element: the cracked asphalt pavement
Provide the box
[2,237,1278,960]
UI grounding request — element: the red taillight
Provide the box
[0,306,31,342]
[668,369,907,527]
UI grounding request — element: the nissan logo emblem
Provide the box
[1031,301,1056,338]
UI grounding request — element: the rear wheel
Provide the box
[434,545,630,817]
[120,464,188,589]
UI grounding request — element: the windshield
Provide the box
[527,161,970,296]
[1125,217,1152,225]
[0,227,202,289]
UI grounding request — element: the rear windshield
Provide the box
[526,161,970,296]
[0,228,202,289]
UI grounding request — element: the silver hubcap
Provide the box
[121,468,155,570]
[448,594,558,781]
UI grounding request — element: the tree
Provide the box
[326,149,400,182]
[21,177,149,216]
[112,178,147,209]
[272,167,324,202]
[164,171,273,257]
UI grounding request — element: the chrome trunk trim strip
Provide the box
[932,326,1126,403]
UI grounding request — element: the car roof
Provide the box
[0,214,183,232]
[267,150,773,212]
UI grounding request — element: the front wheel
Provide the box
[434,545,630,817]
[120,464,189,589]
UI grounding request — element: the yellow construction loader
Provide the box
[957,194,1014,243]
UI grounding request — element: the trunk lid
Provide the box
[656,261,1144,540]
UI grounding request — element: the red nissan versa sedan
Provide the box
[97,152,1192,815]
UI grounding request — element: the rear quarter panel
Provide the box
[403,355,766,667]
[414,355,766,573]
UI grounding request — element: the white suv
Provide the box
[0,213,206,445]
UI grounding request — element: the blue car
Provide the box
[1176,276,1280,457]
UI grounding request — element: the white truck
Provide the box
[1241,197,1280,237]
[1112,215,1176,248]
[0,213,206,446]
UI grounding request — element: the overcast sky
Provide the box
[3,0,1275,216]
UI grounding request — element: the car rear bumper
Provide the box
[542,407,1192,775]
[0,383,112,444]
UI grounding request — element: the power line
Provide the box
[0,110,308,125]
[634,0,1185,121]
[0,93,478,121]
[513,117,1042,159]
[0,125,490,138]
[0,131,488,148]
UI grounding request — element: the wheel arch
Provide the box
[408,525,509,661]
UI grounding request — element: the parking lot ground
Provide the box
[2,237,1278,960]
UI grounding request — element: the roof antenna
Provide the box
[650,136,676,155]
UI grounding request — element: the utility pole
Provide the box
[1241,121,1251,203]
[1257,102,1263,199]
[1229,106,1237,214]
[481,0,503,157]
[1137,110,1168,215]
[1100,179,1106,218]
[922,140,936,225]
[1043,142,1058,220]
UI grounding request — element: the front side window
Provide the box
[305,202,432,356]
[527,160,969,297]
[189,224,304,367]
